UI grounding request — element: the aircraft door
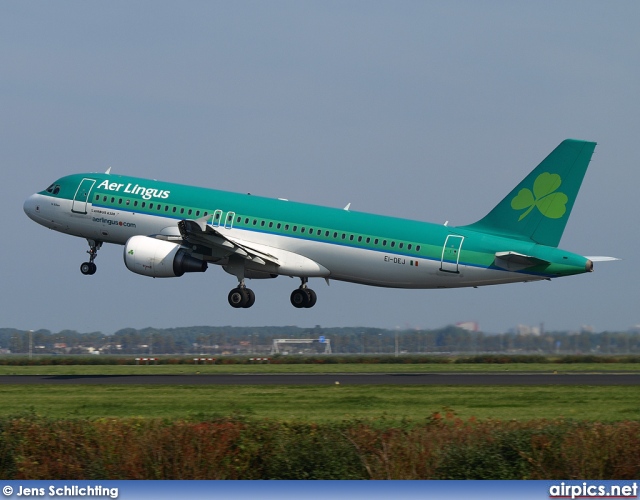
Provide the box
[71,178,96,214]
[440,235,464,273]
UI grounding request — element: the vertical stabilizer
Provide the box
[463,139,596,247]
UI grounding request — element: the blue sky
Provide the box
[2,1,638,334]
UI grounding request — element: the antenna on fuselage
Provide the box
[105,167,112,174]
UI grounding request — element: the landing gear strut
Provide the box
[290,278,317,308]
[80,239,102,275]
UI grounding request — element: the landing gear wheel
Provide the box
[305,288,317,308]
[80,262,97,275]
[228,288,249,308]
[290,288,309,308]
[243,288,255,308]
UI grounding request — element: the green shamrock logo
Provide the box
[511,172,568,221]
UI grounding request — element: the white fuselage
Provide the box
[24,192,544,289]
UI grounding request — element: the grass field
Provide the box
[0,384,637,422]
[1,362,637,422]
[0,362,638,375]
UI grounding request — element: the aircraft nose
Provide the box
[23,194,40,220]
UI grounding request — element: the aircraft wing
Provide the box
[493,251,550,271]
[178,217,329,278]
[178,217,278,266]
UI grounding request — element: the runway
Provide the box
[0,373,639,385]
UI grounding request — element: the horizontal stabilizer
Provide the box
[494,251,549,271]
[585,256,620,262]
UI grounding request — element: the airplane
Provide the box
[23,139,616,309]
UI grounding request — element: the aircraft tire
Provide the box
[228,288,248,308]
[304,288,317,308]
[290,289,309,308]
[243,288,255,308]
[80,262,95,275]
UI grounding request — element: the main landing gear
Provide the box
[80,239,102,276]
[226,277,318,309]
[290,278,317,309]
[228,284,256,309]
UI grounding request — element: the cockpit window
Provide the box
[46,184,61,195]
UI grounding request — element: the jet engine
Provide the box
[124,236,207,278]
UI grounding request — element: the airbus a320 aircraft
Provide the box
[24,139,615,309]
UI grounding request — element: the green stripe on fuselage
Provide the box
[42,173,589,279]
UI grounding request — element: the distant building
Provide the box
[509,324,541,336]
[455,321,479,332]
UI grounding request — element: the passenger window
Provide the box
[366,237,370,244]
[391,241,395,248]
[188,209,192,215]
[277,223,282,229]
[416,245,421,252]
[196,210,200,216]
[180,208,184,214]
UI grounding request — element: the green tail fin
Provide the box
[463,139,596,247]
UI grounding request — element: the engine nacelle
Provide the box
[124,236,207,278]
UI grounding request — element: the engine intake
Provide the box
[124,236,207,278]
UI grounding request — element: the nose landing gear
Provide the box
[80,239,102,275]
